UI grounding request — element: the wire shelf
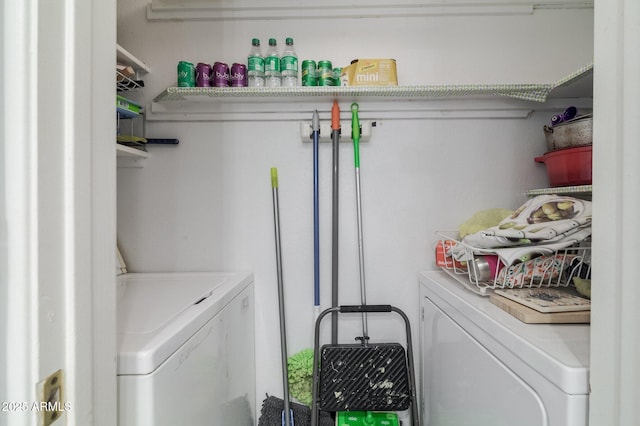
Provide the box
[152,63,593,103]
[153,83,556,103]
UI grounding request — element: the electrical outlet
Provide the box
[36,370,65,426]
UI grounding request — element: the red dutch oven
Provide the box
[535,145,592,187]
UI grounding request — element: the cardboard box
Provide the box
[116,95,142,118]
[340,59,397,86]
[435,240,465,270]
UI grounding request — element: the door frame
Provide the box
[591,0,640,423]
[2,0,116,424]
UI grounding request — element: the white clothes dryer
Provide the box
[117,271,255,426]
[419,271,589,426]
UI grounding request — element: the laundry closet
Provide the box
[110,1,601,424]
[21,0,640,424]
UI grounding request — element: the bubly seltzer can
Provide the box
[177,61,196,87]
[213,62,230,87]
[196,62,212,87]
[230,63,247,87]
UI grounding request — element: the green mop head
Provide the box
[287,348,315,406]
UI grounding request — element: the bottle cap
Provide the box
[286,37,293,45]
[252,38,260,46]
[269,38,276,46]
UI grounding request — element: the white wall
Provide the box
[117,0,593,419]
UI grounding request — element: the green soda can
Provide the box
[301,60,317,86]
[333,67,342,86]
[177,61,196,87]
[317,60,334,86]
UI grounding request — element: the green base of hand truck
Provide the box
[335,411,400,426]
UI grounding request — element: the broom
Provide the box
[258,395,333,426]
[267,167,293,426]
[259,169,334,426]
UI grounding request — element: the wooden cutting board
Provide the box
[490,294,591,324]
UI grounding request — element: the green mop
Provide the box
[288,349,315,407]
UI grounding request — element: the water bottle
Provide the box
[264,38,281,87]
[247,38,264,87]
[280,37,298,87]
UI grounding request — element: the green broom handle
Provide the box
[351,103,360,167]
[351,102,369,340]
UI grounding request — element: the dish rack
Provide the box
[435,230,591,296]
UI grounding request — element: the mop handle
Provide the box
[351,103,368,341]
[331,100,340,345]
[332,100,341,130]
[271,168,292,426]
[312,110,320,312]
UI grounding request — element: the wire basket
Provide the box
[435,230,591,296]
[117,69,143,92]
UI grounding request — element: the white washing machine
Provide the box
[117,271,255,426]
[419,271,589,426]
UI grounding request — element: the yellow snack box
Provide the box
[340,59,398,86]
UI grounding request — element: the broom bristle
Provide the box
[258,395,333,426]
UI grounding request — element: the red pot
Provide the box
[535,145,592,187]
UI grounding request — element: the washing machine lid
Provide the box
[117,271,253,375]
[419,271,590,396]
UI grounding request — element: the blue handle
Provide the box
[312,111,320,307]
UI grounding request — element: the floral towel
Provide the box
[462,195,592,250]
[496,254,579,288]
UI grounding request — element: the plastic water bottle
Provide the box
[247,38,264,87]
[264,38,281,87]
[280,37,298,87]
